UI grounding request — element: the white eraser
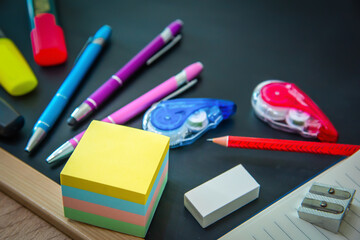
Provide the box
[184,164,260,228]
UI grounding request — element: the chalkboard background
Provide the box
[1,0,360,239]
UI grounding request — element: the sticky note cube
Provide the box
[184,164,260,228]
[60,121,170,237]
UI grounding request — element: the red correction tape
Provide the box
[251,80,338,142]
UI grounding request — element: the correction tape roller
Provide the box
[143,98,236,148]
[251,80,338,142]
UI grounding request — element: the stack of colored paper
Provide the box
[60,121,170,238]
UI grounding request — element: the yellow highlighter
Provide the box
[0,29,37,96]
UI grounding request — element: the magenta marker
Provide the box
[68,19,183,126]
[47,62,203,163]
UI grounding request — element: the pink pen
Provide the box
[68,19,183,126]
[46,62,203,163]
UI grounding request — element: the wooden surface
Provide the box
[0,191,70,240]
[0,148,141,240]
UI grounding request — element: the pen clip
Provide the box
[157,79,198,104]
[146,34,182,66]
[73,36,93,66]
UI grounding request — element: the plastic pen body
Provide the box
[25,25,111,152]
[85,35,167,109]
[47,62,203,163]
[69,20,183,124]
[71,76,181,146]
[35,40,105,130]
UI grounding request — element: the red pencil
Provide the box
[207,136,360,156]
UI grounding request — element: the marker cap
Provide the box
[0,38,38,96]
[30,13,67,66]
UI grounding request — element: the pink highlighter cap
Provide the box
[30,13,67,66]
[184,62,203,81]
[168,19,183,36]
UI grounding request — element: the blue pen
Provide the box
[25,25,112,152]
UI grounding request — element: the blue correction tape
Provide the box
[142,98,236,148]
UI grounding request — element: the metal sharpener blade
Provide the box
[297,182,355,233]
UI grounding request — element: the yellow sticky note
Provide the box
[60,121,169,205]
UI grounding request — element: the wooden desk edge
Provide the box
[0,148,142,240]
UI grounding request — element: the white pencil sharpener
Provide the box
[297,182,356,233]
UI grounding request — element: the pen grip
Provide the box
[228,136,360,156]
[36,94,69,131]
[85,36,165,109]
[71,131,86,148]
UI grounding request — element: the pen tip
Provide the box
[25,140,36,152]
[67,117,77,126]
[46,155,55,164]
[25,128,46,153]
[46,141,75,164]
[206,138,213,142]
[25,137,35,152]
